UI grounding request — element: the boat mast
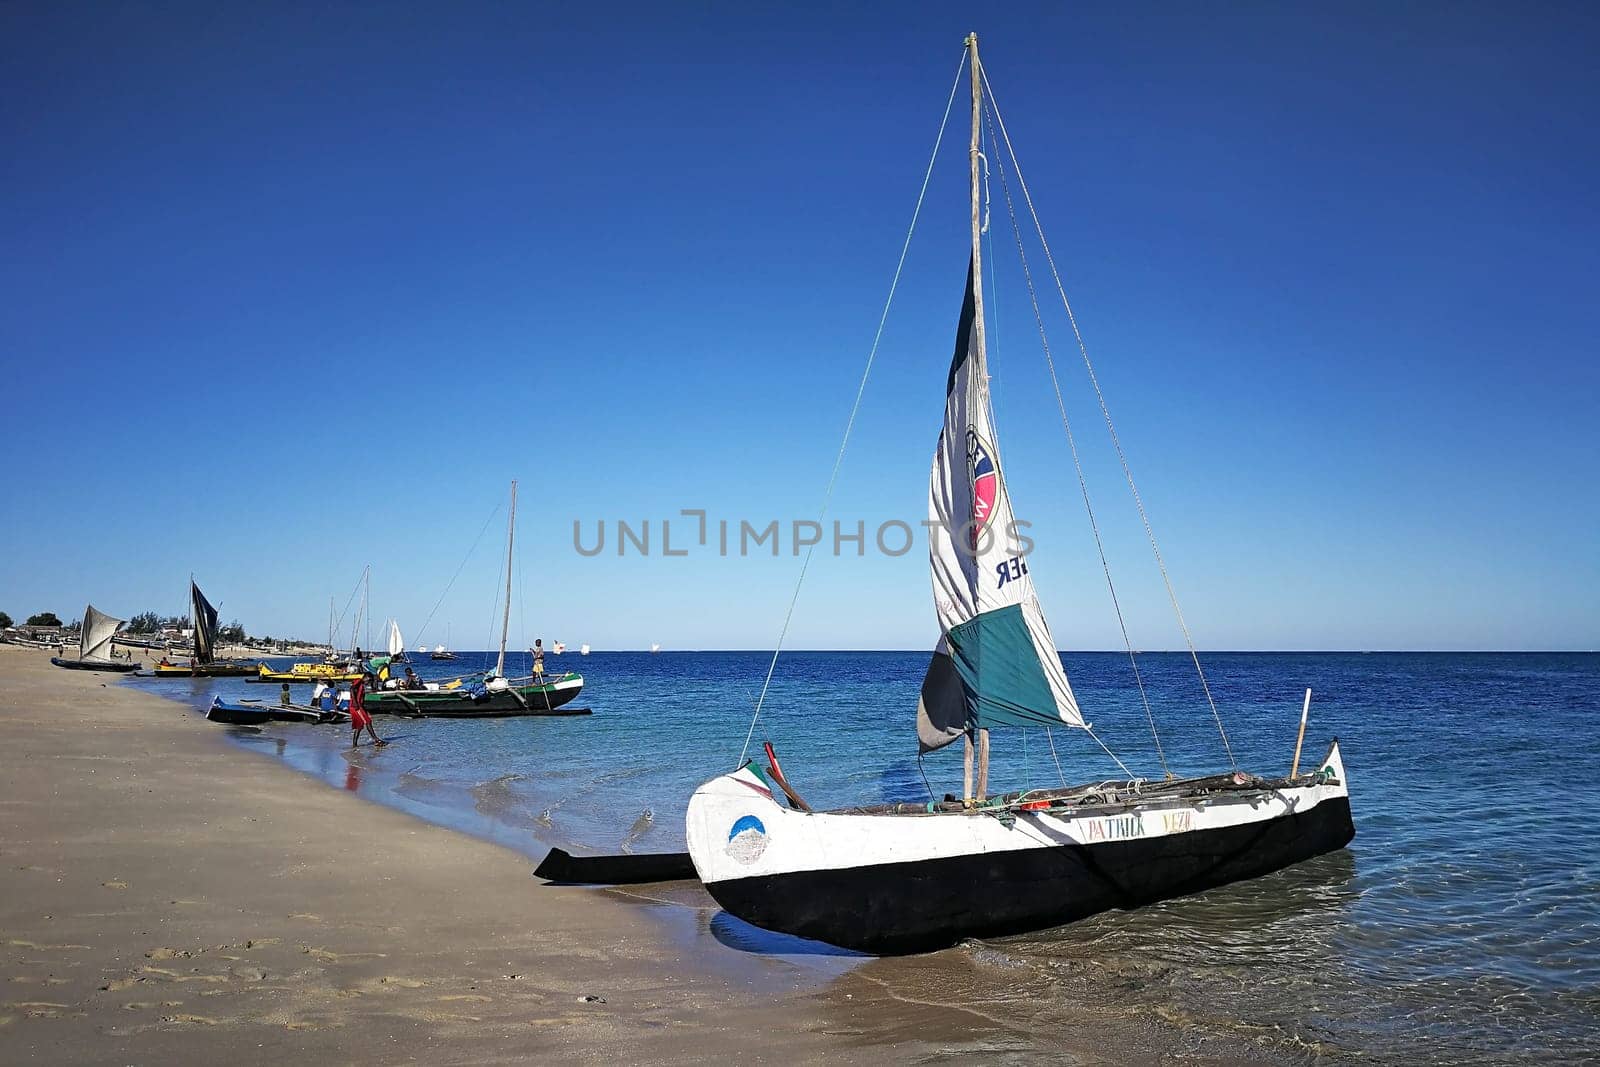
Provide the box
[963,32,994,804]
[495,480,517,678]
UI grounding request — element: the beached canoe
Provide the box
[206,697,272,726]
[50,656,141,673]
[148,661,261,678]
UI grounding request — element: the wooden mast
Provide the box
[495,479,518,678]
[965,31,993,804]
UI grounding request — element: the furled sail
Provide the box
[916,261,1085,753]
[190,580,220,664]
[79,604,125,662]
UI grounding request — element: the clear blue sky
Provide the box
[2,2,1595,651]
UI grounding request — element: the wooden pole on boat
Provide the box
[963,730,975,806]
[1290,687,1311,777]
[965,32,993,806]
[496,480,517,679]
[977,728,990,801]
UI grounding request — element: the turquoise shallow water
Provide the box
[127,650,1600,1061]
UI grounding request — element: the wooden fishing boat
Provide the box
[685,35,1354,955]
[370,481,588,719]
[50,605,141,672]
[146,579,262,678]
[52,656,141,673]
[206,697,272,726]
[206,696,337,725]
[149,660,259,678]
[365,672,587,717]
[252,662,363,684]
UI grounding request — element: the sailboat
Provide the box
[366,481,588,717]
[148,579,260,677]
[684,35,1354,955]
[50,605,141,672]
[580,644,591,656]
[430,624,457,661]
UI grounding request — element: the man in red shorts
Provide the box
[348,676,386,749]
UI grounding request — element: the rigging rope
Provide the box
[736,48,969,768]
[413,502,503,649]
[982,65,1237,770]
[982,100,1172,779]
[1045,728,1068,788]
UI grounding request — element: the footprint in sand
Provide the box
[11,1002,69,1018]
[377,977,425,989]
[438,994,492,1003]
[102,880,128,890]
[301,946,386,962]
[160,1013,218,1025]
[100,977,146,992]
[9,940,88,951]
[144,948,193,961]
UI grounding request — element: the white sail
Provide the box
[80,604,125,661]
[916,263,1084,753]
[434,644,447,654]
[580,644,590,656]
[387,619,404,658]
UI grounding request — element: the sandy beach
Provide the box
[0,645,1267,1064]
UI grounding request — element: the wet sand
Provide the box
[0,646,1268,1064]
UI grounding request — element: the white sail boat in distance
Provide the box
[684,34,1353,955]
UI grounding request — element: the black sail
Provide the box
[190,580,220,664]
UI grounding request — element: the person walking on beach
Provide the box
[348,676,386,749]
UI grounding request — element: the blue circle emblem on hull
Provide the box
[725,815,768,864]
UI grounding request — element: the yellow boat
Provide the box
[255,662,363,684]
[148,659,261,678]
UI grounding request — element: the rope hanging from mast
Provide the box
[981,98,1172,780]
[981,64,1238,771]
[735,47,971,769]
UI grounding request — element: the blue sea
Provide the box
[125,651,1600,1062]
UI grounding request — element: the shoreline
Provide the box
[1,645,1278,1063]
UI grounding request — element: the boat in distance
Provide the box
[364,672,588,717]
[50,605,141,672]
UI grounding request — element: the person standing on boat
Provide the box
[530,639,545,678]
[280,682,292,707]
[348,676,386,748]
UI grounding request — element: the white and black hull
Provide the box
[686,741,1353,955]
